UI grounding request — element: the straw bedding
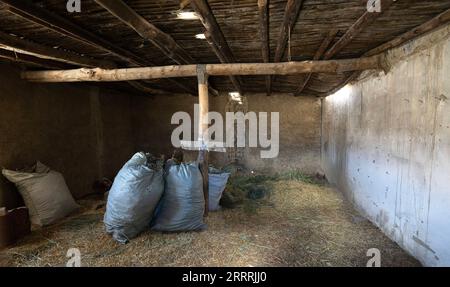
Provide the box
[0,176,420,267]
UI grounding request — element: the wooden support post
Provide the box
[197,65,209,217]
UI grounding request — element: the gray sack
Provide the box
[104,152,164,243]
[152,162,206,232]
[208,168,230,211]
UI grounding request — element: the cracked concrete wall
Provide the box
[321,24,450,266]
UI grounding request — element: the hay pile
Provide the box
[0,173,420,267]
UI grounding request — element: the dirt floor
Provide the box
[0,177,421,267]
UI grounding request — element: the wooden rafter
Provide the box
[302,0,396,97]
[94,0,219,95]
[323,6,450,98]
[258,0,271,96]
[0,30,115,68]
[0,0,193,95]
[364,8,450,57]
[94,0,195,65]
[1,0,145,66]
[269,0,303,95]
[21,56,384,82]
[323,0,397,60]
[274,0,303,63]
[190,0,243,94]
[294,29,338,96]
[180,0,192,10]
[0,48,69,69]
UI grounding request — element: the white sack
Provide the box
[2,162,79,226]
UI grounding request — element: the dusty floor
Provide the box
[0,179,420,267]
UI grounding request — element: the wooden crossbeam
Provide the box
[258,0,271,96]
[190,0,243,94]
[0,0,193,95]
[21,56,384,82]
[294,29,338,96]
[269,0,303,95]
[323,0,396,60]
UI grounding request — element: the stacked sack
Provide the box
[152,162,206,232]
[105,152,230,242]
[104,152,164,243]
[208,167,230,211]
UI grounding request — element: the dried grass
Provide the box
[0,178,420,267]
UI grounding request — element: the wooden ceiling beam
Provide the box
[322,6,450,98]
[304,0,397,97]
[0,0,145,66]
[180,0,192,10]
[273,0,303,63]
[0,0,193,95]
[190,0,243,94]
[94,0,195,65]
[21,56,385,83]
[323,0,397,60]
[364,8,450,57]
[269,0,303,95]
[258,0,271,96]
[0,30,115,68]
[0,48,69,69]
[94,0,214,95]
[294,29,338,96]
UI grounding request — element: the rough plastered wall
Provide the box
[132,93,321,173]
[210,93,321,173]
[0,64,134,209]
[132,94,198,161]
[321,24,450,266]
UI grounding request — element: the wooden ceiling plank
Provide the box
[1,0,194,95]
